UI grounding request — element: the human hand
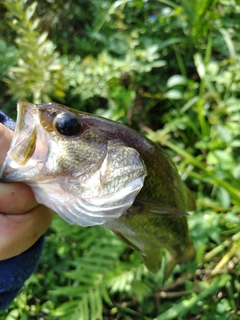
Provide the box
[0,123,53,260]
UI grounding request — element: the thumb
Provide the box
[0,124,13,165]
[0,124,39,213]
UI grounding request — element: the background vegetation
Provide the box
[0,0,240,319]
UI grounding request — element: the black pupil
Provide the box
[55,113,81,136]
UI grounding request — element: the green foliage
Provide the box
[3,0,65,103]
[0,39,17,80]
[62,45,165,121]
[1,0,240,319]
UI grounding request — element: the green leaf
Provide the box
[154,275,231,320]
[25,1,38,22]
[167,75,188,87]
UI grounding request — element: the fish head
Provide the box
[0,100,147,226]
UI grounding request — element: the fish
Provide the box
[0,100,195,279]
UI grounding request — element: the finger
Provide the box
[0,123,38,213]
[0,182,38,214]
[0,205,53,260]
[0,124,13,165]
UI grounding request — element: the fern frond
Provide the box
[106,251,155,303]
[49,225,124,319]
[72,286,103,320]
[48,217,157,319]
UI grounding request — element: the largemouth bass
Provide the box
[0,100,195,279]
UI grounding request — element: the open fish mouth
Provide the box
[9,100,38,165]
[0,100,47,181]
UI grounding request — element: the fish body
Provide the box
[0,100,195,277]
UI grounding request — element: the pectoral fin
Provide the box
[133,200,189,217]
[112,230,163,274]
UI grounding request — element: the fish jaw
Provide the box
[0,100,49,181]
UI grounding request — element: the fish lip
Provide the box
[10,99,38,155]
[12,99,38,145]
[0,100,39,179]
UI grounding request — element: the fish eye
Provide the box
[55,113,82,136]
